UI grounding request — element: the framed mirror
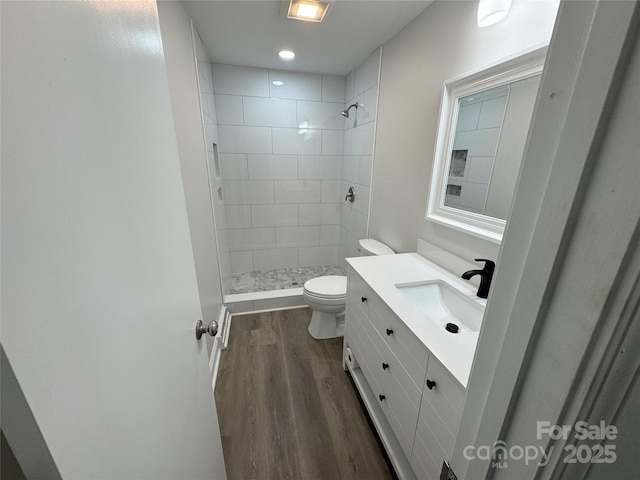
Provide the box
[426,47,546,243]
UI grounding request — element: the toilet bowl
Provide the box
[304,275,347,339]
[304,239,395,339]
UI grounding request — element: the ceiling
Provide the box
[181,0,433,76]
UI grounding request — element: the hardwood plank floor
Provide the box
[215,307,397,480]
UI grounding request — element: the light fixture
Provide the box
[272,80,284,86]
[278,50,295,60]
[287,0,329,23]
[477,0,512,27]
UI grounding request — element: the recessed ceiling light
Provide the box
[287,0,329,23]
[272,80,284,86]
[297,3,319,18]
[278,50,295,61]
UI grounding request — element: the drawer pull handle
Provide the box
[379,394,386,401]
[426,379,437,390]
[361,296,367,303]
[386,328,393,336]
[382,362,389,370]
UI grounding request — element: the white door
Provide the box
[1,1,226,479]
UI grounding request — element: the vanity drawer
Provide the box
[377,361,419,458]
[346,304,377,359]
[348,308,420,458]
[345,321,377,386]
[346,300,369,341]
[356,356,418,460]
[347,270,372,317]
[345,304,380,381]
[368,294,429,390]
[365,320,424,412]
[364,322,422,456]
[356,303,423,402]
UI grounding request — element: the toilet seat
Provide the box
[303,275,347,299]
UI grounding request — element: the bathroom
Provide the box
[2,1,638,479]
[157,0,637,478]
[161,0,560,316]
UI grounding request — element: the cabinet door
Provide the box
[411,356,465,480]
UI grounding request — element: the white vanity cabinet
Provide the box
[345,268,466,480]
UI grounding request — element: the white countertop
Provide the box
[346,253,485,388]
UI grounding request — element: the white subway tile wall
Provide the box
[194,32,233,287]
[211,48,381,277]
[340,47,382,270]
[213,64,339,274]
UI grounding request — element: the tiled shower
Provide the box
[197,42,381,300]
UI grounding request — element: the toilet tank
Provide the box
[358,239,395,256]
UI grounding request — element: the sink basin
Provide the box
[395,280,483,333]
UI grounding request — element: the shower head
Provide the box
[341,103,360,118]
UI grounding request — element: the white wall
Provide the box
[212,64,346,274]
[157,1,225,340]
[370,0,559,260]
[340,47,382,268]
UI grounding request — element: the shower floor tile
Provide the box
[225,265,345,295]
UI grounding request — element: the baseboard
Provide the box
[209,307,231,391]
[230,304,309,316]
[224,287,303,304]
[219,307,231,350]
[224,288,307,315]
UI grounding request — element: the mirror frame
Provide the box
[426,46,547,243]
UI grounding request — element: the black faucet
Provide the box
[462,258,495,299]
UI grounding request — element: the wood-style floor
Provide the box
[214,307,397,480]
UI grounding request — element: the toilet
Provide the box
[304,239,395,339]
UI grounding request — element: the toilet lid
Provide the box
[304,275,347,298]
